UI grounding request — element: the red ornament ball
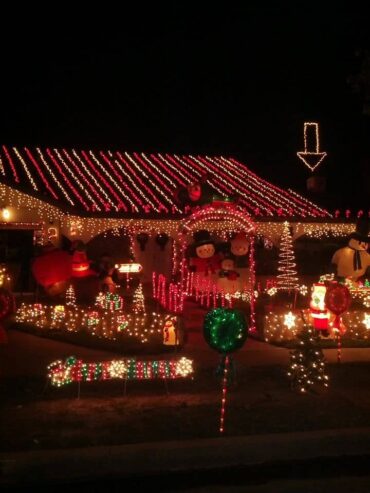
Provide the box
[325,283,351,316]
[32,247,72,288]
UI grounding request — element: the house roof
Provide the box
[0,145,330,219]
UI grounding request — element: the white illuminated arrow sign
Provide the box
[297,122,327,172]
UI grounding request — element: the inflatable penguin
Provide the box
[331,219,370,282]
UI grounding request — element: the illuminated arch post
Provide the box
[179,202,256,331]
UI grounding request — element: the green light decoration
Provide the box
[203,308,247,354]
[203,308,248,434]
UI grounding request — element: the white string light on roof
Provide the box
[12,147,38,191]
[53,149,99,211]
[36,148,75,206]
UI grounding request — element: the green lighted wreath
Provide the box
[203,308,248,354]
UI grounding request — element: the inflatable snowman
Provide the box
[217,254,240,294]
[331,219,370,282]
[189,230,221,276]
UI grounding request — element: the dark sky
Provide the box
[0,5,369,209]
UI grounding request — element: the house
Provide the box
[0,145,357,288]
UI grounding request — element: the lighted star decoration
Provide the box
[363,314,370,330]
[108,360,127,378]
[299,285,308,296]
[284,311,296,330]
[267,287,277,296]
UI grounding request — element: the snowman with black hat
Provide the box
[189,229,222,276]
[331,218,370,282]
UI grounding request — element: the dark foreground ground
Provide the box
[1,358,370,452]
[2,299,370,490]
[2,456,370,492]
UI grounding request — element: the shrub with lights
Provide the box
[287,323,329,393]
[16,284,183,347]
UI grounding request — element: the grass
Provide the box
[1,362,370,452]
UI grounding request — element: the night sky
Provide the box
[0,5,369,210]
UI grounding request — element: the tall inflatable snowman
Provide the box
[331,219,370,282]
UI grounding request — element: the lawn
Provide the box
[1,361,370,452]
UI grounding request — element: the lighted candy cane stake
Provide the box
[203,308,248,434]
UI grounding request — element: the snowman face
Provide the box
[221,258,234,271]
[164,318,176,330]
[196,243,215,258]
[231,238,249,256]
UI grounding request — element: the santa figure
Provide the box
[331,219,370,283]
[71,249,95,278]
[310,283,330,335]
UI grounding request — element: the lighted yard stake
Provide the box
[203,308,248,434]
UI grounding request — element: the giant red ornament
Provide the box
[325,283,351,332]
[32,247,72,288]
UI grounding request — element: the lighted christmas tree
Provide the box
[132,282,145,314]
[65,284,76,307]
[287,324,329,393]
[276,221,299,291]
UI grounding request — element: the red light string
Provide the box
[46,148,90,211]
[151,154,187,187]
[37,148,75,206]
[81,150,122,210]
[219,355,229,434]
[24,147,59,200]
[199,155,274,215]
[124,152,169,212]
[135,153,178,210]
[2,145,20,183]
[116,152,159,211]
[62,149,103,210]
[89,150,128,211]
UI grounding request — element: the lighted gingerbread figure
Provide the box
[189,230,221,276]
[331,219,370,283]
[230,232,250,268]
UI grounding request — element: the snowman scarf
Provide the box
[349,246,362,271]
